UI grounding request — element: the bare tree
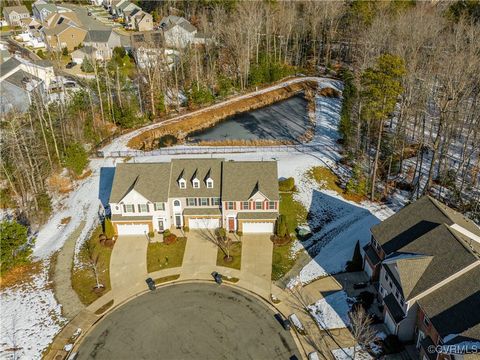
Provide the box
[349,307,376,359]
[198,226,234,261]
[85,242,103,289]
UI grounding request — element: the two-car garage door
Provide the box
[116,223,149,236]
[189,218,221,229]
[243,222,274,233]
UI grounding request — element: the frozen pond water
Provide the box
[188,94,310,142]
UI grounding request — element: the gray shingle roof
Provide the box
[4,70,41,90]
[109,163,171,203]
[418,265,480,342]
[85,30,112,43]
[371,196,480,253]
[386,224,478,300]
[0,58,21,76]
[168,158,223,198]
[383,293,405,323]
[222,161,279,201]
[237,212,278,220]
[3,5,29,16]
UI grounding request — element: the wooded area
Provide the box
[1,0,479,224]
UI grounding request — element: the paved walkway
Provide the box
[109,235,149,304]
[53,221,86,320]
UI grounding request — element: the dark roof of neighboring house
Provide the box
[3,5,29,15]
[109,163,171,203]
[4,70,41,90]
[160,15,196,33]
[0,57,21,76]
[85,30,112,43]
[168,158,223,198]
[418,265,480,342]
[222,161,279,201]
[383,224,478,300]
[383,293,405,323]
[371,196,480,254]
[363,243,381,266]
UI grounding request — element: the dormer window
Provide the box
[206,179,213,188]
[192,178,200,188]
[179,178,186,189]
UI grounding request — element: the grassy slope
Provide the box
[147,237,187,273]
[216,241,242,270]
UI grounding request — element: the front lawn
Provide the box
[147,237,187,273]
[272,191,307,281]
[216,241,242,270]
[71,225,113,305]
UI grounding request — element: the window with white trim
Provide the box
[193,179,200,188]
[211,197,220,206]
[206,179,213,188]
[138,204,148,212]
[242,201,249,209]
[187,198,196,206]
[124,204,134,212]
[173,200,181,207]
[200,198,209,206]
[226,202,234,210]
[154,202,164,211]
[255,201,263,210]
[179,179,186,189]
[268,201,276,209]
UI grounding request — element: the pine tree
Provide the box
[346,240,363,272]
[104,218,115,240]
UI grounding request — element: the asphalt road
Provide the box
[76,283,301,360]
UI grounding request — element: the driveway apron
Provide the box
[110,235,149,303]
[180,230,218,279]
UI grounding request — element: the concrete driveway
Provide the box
[110,235,149,303]
[180,230,219,279]
[76,283,301,360]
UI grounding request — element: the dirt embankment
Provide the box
[128,80,319,150]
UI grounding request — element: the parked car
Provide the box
[66,62,76,69]
[275,313,291,331]
[145,277,155,291]
[211,271,222,284]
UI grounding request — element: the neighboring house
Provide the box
[109,159,279,236]
[83,29,122,60]
[3,5,30,27]
[71,46,96,64]
[130,31,177,69]
[415,266,480,360]
[43,11,82,28]
[126,9,153,32]
[362,196,480,348]
[0,57,55,115]
[160,15,198,49]
[42,22,87,51]
[32,0,57,23]
[0,42,11,63]
[110,0,129,17]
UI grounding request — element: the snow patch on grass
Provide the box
[308,290,351,330]
[331,346,373,360]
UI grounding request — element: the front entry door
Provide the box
[228,217,235,232]
[175,214,182,228]
[158,220,164,231]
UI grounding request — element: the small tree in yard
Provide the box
[346,240,363,272]
[85,241,103,290]
[276,215,288,238]
[350,307,376,359]
[104,218,115,240]
[199,227,234,262]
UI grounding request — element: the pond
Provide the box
[187,93,310,143]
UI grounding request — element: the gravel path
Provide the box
[52,221,86,320]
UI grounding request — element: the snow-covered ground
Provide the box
[308,291,351,330]
[0,261,66,359]
[331,346,373,360]
[0,76,406,358]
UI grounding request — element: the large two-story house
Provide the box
[108,159,279,236]
[362,196,480,358]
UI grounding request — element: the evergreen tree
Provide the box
[276,215,288,238]
[0,220,33,275]
[346,240,363,272]
[104,218,115,240]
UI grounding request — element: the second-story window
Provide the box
[200,198,209,206]
[423,315,430,327]
[154,202,164,211]
[207,179,213,188]
[193,179,200,188]
[187,198,196,206]
[138,204,148,212]
[242,201,249,210]
[124,204,134,212]
[255,201,263,210]
[226,202,234,210]
[211,197,220,206]
[268,201,276,210]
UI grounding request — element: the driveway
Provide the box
[239,234,273,298]
[180,230,219,279]
[76,283,301,360]
[109,235,149,303]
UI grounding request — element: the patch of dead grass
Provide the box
[0,261,43,290]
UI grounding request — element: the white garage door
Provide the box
[243,222,274,233]
[116,223,149,236]
[189,218,220,229]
